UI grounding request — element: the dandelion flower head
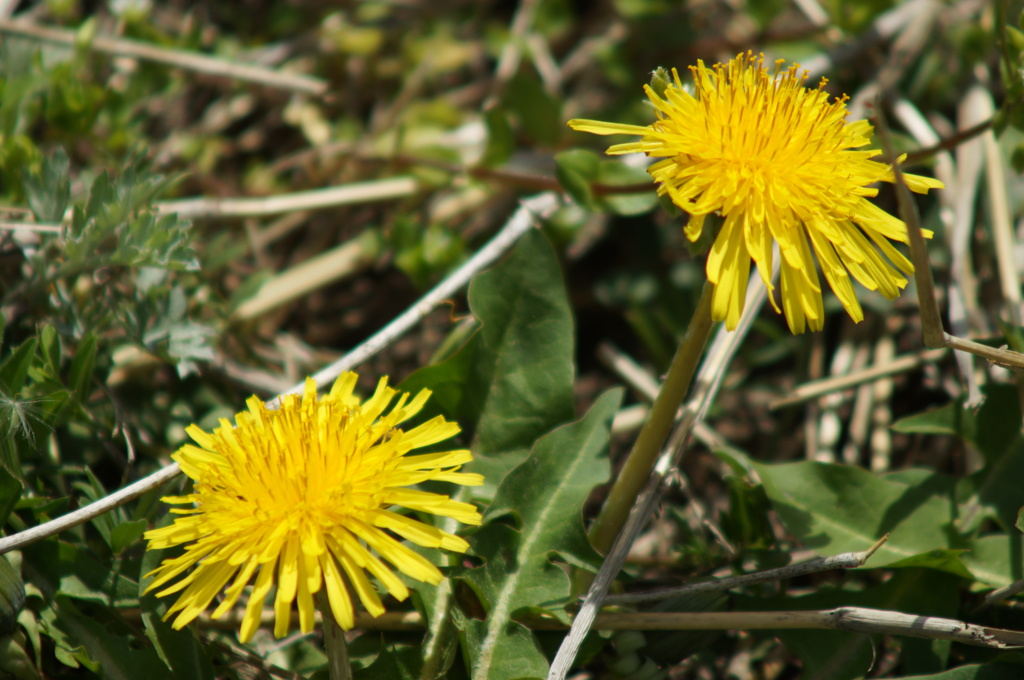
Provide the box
[568,52,944,333]
[144,372,483,642]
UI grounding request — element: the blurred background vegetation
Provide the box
[1,0,1024,678]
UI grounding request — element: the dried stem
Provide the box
[154,177,420,220]
[0,19,327,95]
[604,536,889,605]
[191,601,1024,651]
[769,348,947,409]
[538,609,1024,649]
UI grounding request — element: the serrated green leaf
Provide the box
[37,606,86,670]
[554,149,600,210]
[21,147,69,223]
[62,154,196,274]
[752,459,966,567]
[460,390,621,680]
[463,604,548,680]
[16,606,41,672]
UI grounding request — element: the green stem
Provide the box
[317,593,352,680]
[588,281,715,556]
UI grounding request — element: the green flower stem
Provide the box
[588,281,715,556]
[317,594,352,680]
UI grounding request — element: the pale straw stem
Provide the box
[0,19,327,96]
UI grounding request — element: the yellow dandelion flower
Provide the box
[143,372,483,642]
[568,51,944,333]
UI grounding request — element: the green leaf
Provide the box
[891,399,975,437]
[959,534,1024,587]
[0,339,38,397]
[110,519,148,555]
[38,326,60,378]
[352,646,421,680]
[960,438,1024,532]
[0,555,25,636]
[138,547,217,680]
[0,464,23,527]
[21,541,138,607]
[504,73,561,146]
[480,107,514,168]
[68,332,97,403]
[459,389,622,680]
[21,147,69,223]
[886,549,973,579]
[401,228,577,488]
[554,149,600,210]
[1012,141,1024,174]
[719,462,775,549]
[37,605,87,670]
[63,153,197,273]
[462,598,548,680]
[1008,25,1024,53]
[888,665,1024,679]
[648,65,673,97]
[892,384,1022,463]
[0,633,40,680]
[51,597,167,680]
[752,459,966,567]
[595,160,657,216]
